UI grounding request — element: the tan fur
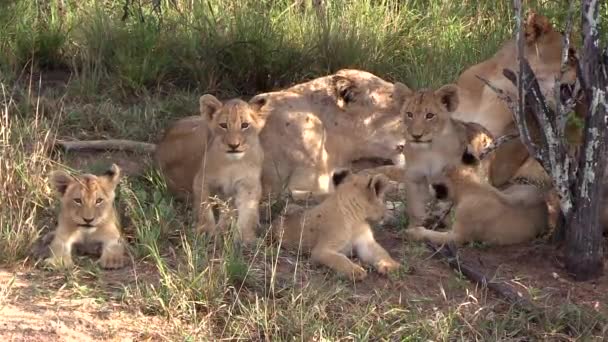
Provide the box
[45,164,126,269]
[192,95,268,243]
[453,12,582,187]
[155,69,406,201]
[271,171,400,280]
[406,165,549,246]
[389,84,493,227]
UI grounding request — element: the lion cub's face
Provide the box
[50,164,121,229]
[332,170,391,222]
[200,95,267,161]
[394,84,459,145]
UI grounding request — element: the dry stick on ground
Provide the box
[425,242,539,312]
[55,139,157,153]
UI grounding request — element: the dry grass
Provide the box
[1,0,608,340]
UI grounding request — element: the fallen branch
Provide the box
[426,242,539,312]
[55,139,156,153]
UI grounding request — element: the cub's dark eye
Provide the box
[405,112,414,118]
[241,122,250,129]
[73,198,82,205]
[96,198,104,205]
[219,123,228,129]
[425,112,435,120]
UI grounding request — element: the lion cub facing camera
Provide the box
[271,170,400,280]
[46,164,126,269]
[192,94,268,243]
[406,165,548,246]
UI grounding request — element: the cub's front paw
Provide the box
[404,226,426,241]
[43,256,74,269]
[99,249,126,269]
[348,264,368,281]
[375,258,401,275]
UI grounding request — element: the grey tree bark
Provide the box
[499,0,606,280]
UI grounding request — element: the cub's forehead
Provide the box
[403,90,442,111]
[65,175,104,197]
[217,100,252,121]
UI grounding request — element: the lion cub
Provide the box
[406,165,548,246]
[192,94,268,243]
[386,83,492,228]
[271,170,400,280]
[46,164,126,269]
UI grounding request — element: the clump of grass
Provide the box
[0,82,59,264]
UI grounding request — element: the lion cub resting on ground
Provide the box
[406,165,548,246]
[46,164,126,269]
[192,94,268,243]
[271,170,400,280]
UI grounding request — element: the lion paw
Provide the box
[43,256,74,269]
[404,226,426,240]
[349,264,368,281]
[375,258,401,275]
[99,250,126,269]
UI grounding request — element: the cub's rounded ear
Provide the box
[524,11,551,43]
[103,163,122,185]
[435,84,459,112]
[331,75,357,108]
[369,174,390,198]
[392,82,413,108]
[50,170,74,196]
[200,94,223,122]
[332,169,351,187]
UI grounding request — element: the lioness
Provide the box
[45,164,126,269]
[155,69,406,201]
[406,165,548,246]
[271,170,400,280]
[191,94,268,243]
[453,11,582,187]
[386,83,493,228]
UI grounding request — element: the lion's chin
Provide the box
[225,152,245,160]
[409,141,432,149]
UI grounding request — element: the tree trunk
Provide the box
[565,0,607,281]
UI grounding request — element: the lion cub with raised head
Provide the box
[271,170,400,280]
[192,94,267,243]
[406,165,548,246]
[389,83,492,228]
[46,164,126,269]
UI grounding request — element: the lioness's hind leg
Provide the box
[489,138,529,188]
[354,230,400,275]
[311,247,367,280]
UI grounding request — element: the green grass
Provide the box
[1,0,608,340]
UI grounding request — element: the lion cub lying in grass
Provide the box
[406,165,548,246]
[192,94,268,243]
[46,164,126,269]
[271,170,400,280]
